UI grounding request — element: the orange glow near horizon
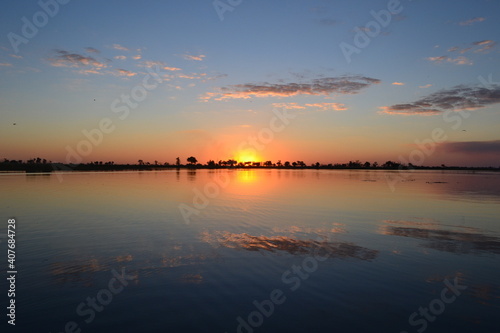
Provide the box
[233,149,261,163]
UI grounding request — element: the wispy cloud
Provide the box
[114,55,126,60]
[305,103,347,111]
[140,60,181,71]
[85,47,100,54]
[271,102,346,111]
[447,40,496,55]
[0,62,13,67]
[426,55,472,65]
[380,84,500,115]
[181,54,206,61]
[272,103,306,110]
[459,17,486,26]
[115,68,137,77]
[441,140,500,154]
[132,54,141,60]
[378,105,441,116]
[419,84,432,89]
[112,44,130,52]
[472,40,496,53]
[9,54,22,59]
[202,75,381,101]
[392,82,405,86]
[47,49,107,70]
[164,66,181,71]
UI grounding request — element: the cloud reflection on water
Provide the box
[380,219,500,255]
[200,231,378,260]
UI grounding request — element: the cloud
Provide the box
[164,66,181,71]
[426,55,472,65]
[112,44,130,51]
[426,56,447,63]
[271,102,347,111]
[441,140,500,154]
[378,105,441,116]
[9,54,22,59]
[472,40,496,53]
[75,69,104,75]
[380,84,500,115]
[392,82,405,86]
[115,68,137,77]
[0,62,13,67]
[140,60,181,71]
[419,84,432,89]
[202,75,381,101]
[47,50,107,70]
[445,40,496,55]
[272,102,306,109]
[85,47,100,54]
[473,40,493,46]
[305,103,347,111]
[114,55,127,60]
[459,17,486,26]
[132,55,142,60]
[181,54,206,61]
[449,56,473,65]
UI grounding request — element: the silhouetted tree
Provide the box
[176,157,180,166]
[207,160,216,167]
[187,156,197,165]
[138,159,144,165]
[276,160,282,167]
[363,161,371,168]
[383,161,400,168]
[284,161,290,167]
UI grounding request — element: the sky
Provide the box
[1,0,499,167]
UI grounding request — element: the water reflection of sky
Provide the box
[379,219,500,255]
[1,170,499,332]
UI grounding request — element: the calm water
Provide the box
[1,169,499,332]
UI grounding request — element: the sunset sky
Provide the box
[1,0,499,166]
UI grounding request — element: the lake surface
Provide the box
[1,169,499,332]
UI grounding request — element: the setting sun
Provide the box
[234,149,261,163]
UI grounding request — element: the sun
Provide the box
[234,149,261,163]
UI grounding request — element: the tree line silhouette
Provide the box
[1,157,498,172]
